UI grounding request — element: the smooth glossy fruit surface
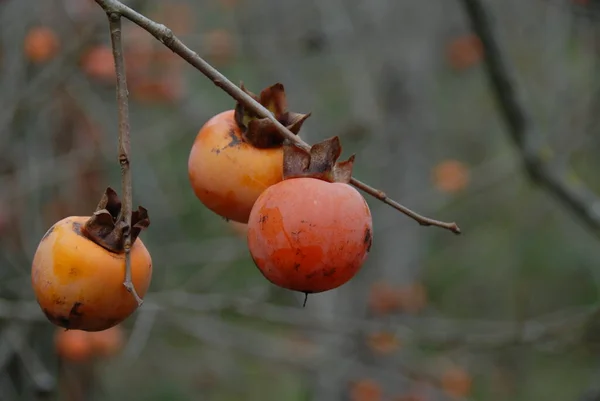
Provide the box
[247,177,372,293]
[32,216,152,331]
[188,110,284,223]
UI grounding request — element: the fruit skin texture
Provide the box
[247,177,373,293]
[188,110,284,223]
[31,216,152,332]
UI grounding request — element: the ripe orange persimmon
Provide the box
[441,366,472,398]
[349,378,382,401]
[24,26,60,64]
[446,33,483,71]
[88,324,125,357]
[188,83,310,223]
[247,137,373,296]
[80,45,116,83]
[31,188,152,332]
[54,328,94,363]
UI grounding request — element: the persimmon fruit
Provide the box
[24,26,60,64]
[54,328,93,363]
[188,83,310,223]
[31,188,152,332]
[247,137,373,297]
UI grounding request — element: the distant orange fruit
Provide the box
[349,379,383,401]
[130,76,181,104]
[446,34,483,71]
[81,45,115,83]
[432,160,469,193]
[24,26,60,64]
[366,331,400,355]
[368,282,402,316]
[442,367,472,398]
[54,329,93,363]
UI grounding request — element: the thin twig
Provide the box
[460,0,600,238]
[107,12,143,306]
[93,0,460,235]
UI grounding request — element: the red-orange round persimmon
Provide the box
[31,188,152,332]
[247,137,373,294]
[188,83,310,224]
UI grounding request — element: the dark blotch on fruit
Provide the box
[42,308,71,329]
[69,302,83,317]
[364,227,372,252]
[226,128,241,148]
[72,221,83,236]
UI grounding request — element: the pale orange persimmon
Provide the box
[368,282,402,316]
[366,331,400,355]
[188,110,283,223]
[349,379,383,401]
[446,34,483,71]
[80,45,116,83]
[54,328,93,363]
[31,189,152,332]
[441,367,472,398]
[88,325,125,357]
[24,26,60,64]
[432,160,469,193]
[188,83,310,223]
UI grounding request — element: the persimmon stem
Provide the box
[93,0,461,235]
[107,12,143,306]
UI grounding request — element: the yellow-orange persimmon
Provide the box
[54,328,94,363]
[188,83,310,223]
[24,26,60,64]
[247,137,372,295]
[31,188,152,332]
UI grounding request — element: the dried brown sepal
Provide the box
[81,187,151,253]
[233,82,311,149]
[283,136,355,184]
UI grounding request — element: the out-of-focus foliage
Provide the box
[2,0,600,400]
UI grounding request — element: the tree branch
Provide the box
[93,0,460,235]
[459,0,600,238]
[107,11,143,305]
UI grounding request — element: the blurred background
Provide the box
[2,0,600,400]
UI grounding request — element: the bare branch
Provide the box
[459,0,600,238]
[106,11,143,305]
[93,0,460,234]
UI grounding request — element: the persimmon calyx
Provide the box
[234,82,311,149]
[81,187,150,253]
[283,136,355,184]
